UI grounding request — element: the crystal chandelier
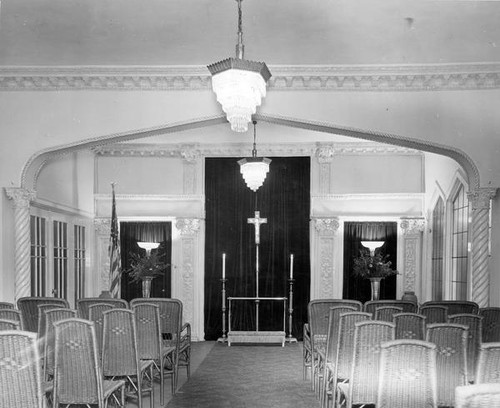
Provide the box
[238,121,271,192]
[207,0,271,133]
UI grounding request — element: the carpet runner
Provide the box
[166,342,320,408]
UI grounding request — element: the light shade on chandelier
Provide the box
[238,121,271,192]
[207,0,271,133]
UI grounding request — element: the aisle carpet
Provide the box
[166,342,320,408]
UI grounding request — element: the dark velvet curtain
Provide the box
[204,157,310,341]
[343,222,397,302]
[120,222,172,301]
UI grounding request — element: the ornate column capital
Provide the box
[180,146,201,164]
[94,218,111,235]
[315,145,336,163]
[313,217,340,236]
[176,218,201,236]
[467,187,497,211]
[4,187,36,208]
[400,217,426,235]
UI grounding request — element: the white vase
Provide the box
[141,277,153,298]
[369,277,383,301]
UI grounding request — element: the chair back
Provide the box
[102,308,139,377]
[423,300,479,315]
[448,313,483,382]
[131,303,162,360]
[364,300,418,316]
[426,323,469,406]
[419,305,448,324]
[0,319,20,330]
[77,297,129,319]
[53,318,104,406]
[324,306,358,364]
[0,302,15,310]
[348,320,395,407]
[377,339,438,408]
[374,306,403,322]
[0,309,22,329]
[394,313,426,340]
[88,303,114,357]
[130,298,182,337]
[455,383,500,408]
[475,342,500,384]
[17,297,69,332]
[43,308,77,379]
[480,307,500,342]
[0,331,44,408]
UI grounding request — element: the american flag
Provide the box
[109,183,121,298]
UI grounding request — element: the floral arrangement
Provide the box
[352,248,398,279]
[125,251,168,283]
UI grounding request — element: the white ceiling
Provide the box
[0,0,499,66]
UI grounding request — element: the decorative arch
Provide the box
[20,113,481,191]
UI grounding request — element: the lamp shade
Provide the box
[208,58,271,133]
[361,241,385,256]
[238,157,272,192]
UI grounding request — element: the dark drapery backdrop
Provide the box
[204,157,310,341]
[343,222,398,302]
[120,222,172,301]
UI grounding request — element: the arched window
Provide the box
[451,184,469,300]
[431,197,445,300]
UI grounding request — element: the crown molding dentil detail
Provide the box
[0,63,499,91]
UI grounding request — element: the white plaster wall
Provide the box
[490,194,500,307]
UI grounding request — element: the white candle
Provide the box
[222,253,226,279]
[290,254,294,280]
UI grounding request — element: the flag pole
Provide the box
[109,182,122,299]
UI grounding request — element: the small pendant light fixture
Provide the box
[238,120,271,192]
[207,0,271,133]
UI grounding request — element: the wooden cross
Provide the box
[248,211,267,245]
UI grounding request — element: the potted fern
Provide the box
[125,251,167,298]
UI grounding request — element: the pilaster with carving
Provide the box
[175,218,201,332]
[94,218,111,295]
[180,146,201,195]
[316,145,335,194]
[467,188,497,307]
[400,218,426,298]
[312,218,340,299]
[4,188,36,300]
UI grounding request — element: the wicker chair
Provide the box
[102,309,154,408]
[475,342,500,384]
[303,299,362,382]
[374,306,403,322]
[0,319,20,330]
[422,300,479,315]
[0,302,15,309]
[53,318,125,408]
[315,305,358,397]
[479,307,500,343]
[132,303,176,405]
[337,320,396,408]
[0,330,45,408]
[42,308,77,380]
[455,383,500,408]
[17,297,69,333]
[364,300,418,316]
[448,313,483,382]
[419,305,448,324]
[130,298,191,392]
[322,312,371,408]
[88,303,114,357]
[0,309,23,329]
[377,339,438,408]
[426,323,469,407]
[394,312,426,340]
[77,297,129,319]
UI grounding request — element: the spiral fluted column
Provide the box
[467,188,497,307]
[4,187,36,301]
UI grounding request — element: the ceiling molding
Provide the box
[1,63,500,91]
[92,142,420,158]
